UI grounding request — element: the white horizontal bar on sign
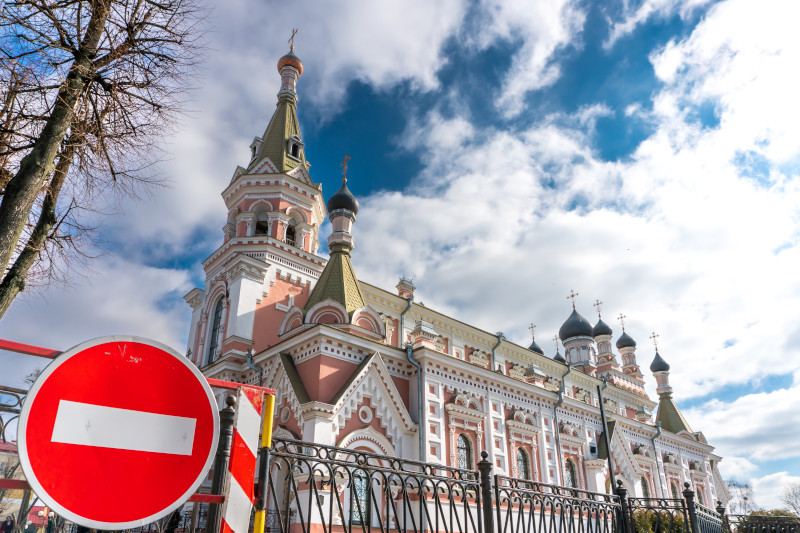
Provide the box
[51,400,196,455]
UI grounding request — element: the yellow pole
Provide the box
[253,394,275,533]
[262,394,275,447]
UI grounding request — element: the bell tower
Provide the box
[184,42,327,374]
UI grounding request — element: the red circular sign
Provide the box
[18,336,219,529]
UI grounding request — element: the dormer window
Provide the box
[249,136,263,163]
[287,135,303,161]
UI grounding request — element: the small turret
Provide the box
[327,155,359,254]
[559,291,596,373]
[615,314,642,378]
[649,340,694,435]
[302,155,366,316]
[528,324,544,355]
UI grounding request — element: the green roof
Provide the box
[303,251,366,316]
[279,352,310,403]
[655,394,693,435]
[253,97,309,173]
[597,420,616,460]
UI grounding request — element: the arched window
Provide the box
[516,448,530,479]
[641,476,650,498]
[671,483,680,500]
[285,225,296,246]
[350,469,370,526]
[207,298,224,365]
[456,434,472,470]
[255,218,269,235]
[564,459,578,488]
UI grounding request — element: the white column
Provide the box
[224,259,268,342]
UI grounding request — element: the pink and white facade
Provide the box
[184,47,729,508]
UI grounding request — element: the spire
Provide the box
[253,34,309,174]
[650,346,694,435]
[303,154,365,316]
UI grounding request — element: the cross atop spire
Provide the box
[617,313,626,332]
[340,153,351,183]
[289,28,298,50]
[529,323,536,340]
[593,299,603,318]
[553,334,560,351]
[567,290,579,309]
[650,332,660,351]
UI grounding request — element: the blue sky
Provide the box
[2,0,800,509]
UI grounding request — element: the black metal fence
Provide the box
[260,437,734,533]
[494,473,621,533]
[264,437,483,533]
[726,515,800,533]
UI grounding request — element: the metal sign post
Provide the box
[597,384,618,491]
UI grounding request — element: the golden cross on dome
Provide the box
[340,153,351,183]
[593,299,603,318]
[617,313,626,331]
[553,335,559,350]
[650,332,660,350]
[289,28,298,50]
[528,323,536,339]
[567,290,579,309]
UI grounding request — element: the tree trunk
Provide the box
[0,0,110,277]
[0,134,75,318]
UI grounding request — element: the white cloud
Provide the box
[0,255,192,386]
[469,0,585,117]
[687,385,800,464]
[352,0,800,409]
[605,0,714,49]
[752,471,800,511]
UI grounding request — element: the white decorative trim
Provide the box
[358,405,373,423]
[351,306,386,336]
[305,298,348,325]
[278,306,304,335]
[337,426,395,457]
[332,353,417,446]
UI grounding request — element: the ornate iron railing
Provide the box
[266,437,483,533]
[624,496,690,533]
[495,474,621,533]
[692,503,727,533]
[727,515,800,533]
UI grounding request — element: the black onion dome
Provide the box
[558,309,593,340]
[592,318,613,338]
[553,350,566,363]
[616,331,637,349]
[528,339,544,355]
[327,181,359,215]
[650,351,670,373]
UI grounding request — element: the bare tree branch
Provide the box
[0,0,206,316]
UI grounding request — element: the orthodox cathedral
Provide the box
[183,45,729,507]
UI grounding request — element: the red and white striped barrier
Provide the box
[220,387,265,533]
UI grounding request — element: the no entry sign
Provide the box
[18,336,219,530]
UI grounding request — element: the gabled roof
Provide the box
[330,352,416,433]
[279,352,310,403]
[303,251,365,315]
[655,395,694,435]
